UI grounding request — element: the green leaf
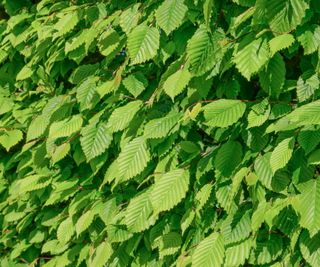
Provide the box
[54,12,79,37]
[155,0,188,35]
[294,178,320,236]
[163,68,192,100]
[128,25,160,65]
[27,115,50,141]
[298,127,320,154]
[159,232,182,259]
[254,153,273,189]
[123,73,148,98]
[259,53,286,97]
[270,137,295,173]
[220,209,252,245]
[225,238,252,267]
[195,184,213,212]
[186,26,215,75]
[249,235,283,265]
[57,217,75,244]
[203,99,246,127]
[266,0,309,33]
[269,34,295,56]
[75,210,95,236]
[89,241,113,267]
[0,130,23,151]
[215,141,243,177]
[70,64,99,85]
[297,72,319,102]
[308,149,320,165]
[269,100,320,132]
[98,29,120,57]
[192,232,225,267]
[124,189,157,233]
[118,137,150,181]
[76,76,98,111]
[151,169,189,213]
[107,100,142,132]
[234,37,269,80]
[48,115,83,140]
[144,112,181,139]
[300,230,320,267]
[16,65,33,81]
[247,99,270,128]
[51,142,70,164]
[80,121,112,162]
[298,25,320,55]
[120,4,140,34]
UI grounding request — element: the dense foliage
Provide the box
[1,0,320,266]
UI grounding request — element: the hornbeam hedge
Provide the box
[1,0,320,266]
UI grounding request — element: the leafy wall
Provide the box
[0,0,320,266]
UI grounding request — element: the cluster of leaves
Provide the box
[0,0,320,266]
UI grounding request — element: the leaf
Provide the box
[203,99,246,127]
[251,201,269,231]
[54,12,79,37]
[297,72,319,102]
[151,169,189,213]
[249,235,283,265]
[192,232,225,267]
[300,230,320,267]
[89,241,113,267]
[70,64,99,85]
[266,0,309,33]
[65,28,99,55]
[270,137,295,173]
[298,127,320,154]
[80,121,112,162]
[51,142,70,164]
[123,73,148,98]
[0,130,23,151]
[294,178,320,236]
[259,53,286,97]
[195,184,213,212]
[120,4,140,34]
[75,210,95,236]
[159,232,182,259]
[247,99,270,128]
[308,149,320,165]
[155,0,188,35]
[224,238,252,267]
[127,25,160,65]
[57,217,75,244]
[254,153,273,189]
[297,25,320,55]
[268,34,295,56]
[203,0,215,28]
[186,26,215,75]
[124,189,157,233]
[118,137,150,181]
[98,29,120,57]
[215,141,243,177]
[220,209,252,245]
[163,68,192,100]
[234,37,269,80]
[48,115,83,140]
[107,100,142,132]
[27,115,50,141]
[16,65,33,81]
[144,112,181,139]
[76,76,98,111]
[269,100,320,132]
